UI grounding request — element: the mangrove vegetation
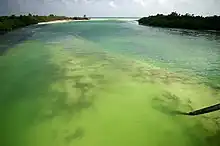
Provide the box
[138,12,220,30]
[0,14,89,34]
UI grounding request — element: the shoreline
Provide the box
[139,12,220,31]
[37,19,74,25]
[0,18,137,36]
[37,18,138,25]
[0,15,90,34]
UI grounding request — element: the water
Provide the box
[0,20,220,146]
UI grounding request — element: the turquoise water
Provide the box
[0,20,220,146]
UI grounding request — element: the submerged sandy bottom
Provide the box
[0,38,220,146]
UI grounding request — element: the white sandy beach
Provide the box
[37,19,74,25]
[37,18,137,25]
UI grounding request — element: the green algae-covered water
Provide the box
[0,19,220,146]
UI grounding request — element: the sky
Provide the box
[1,0,220,17]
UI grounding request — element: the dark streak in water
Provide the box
[151,91,194,116]
[65,127,84,143]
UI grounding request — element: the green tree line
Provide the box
[0,14,89,34]
[138,12,220,30]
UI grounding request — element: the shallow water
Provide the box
[0,20,220,146]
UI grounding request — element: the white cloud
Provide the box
[109,1,117,8]
[157,0,167,5]
[83,0,92,4]
[60,0,70,5]
[133,0,146,7]
[72,0,93,4]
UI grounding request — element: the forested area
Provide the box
[139,12,220,30]
[0,14,89,34]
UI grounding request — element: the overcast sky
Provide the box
[1,0,220,17]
